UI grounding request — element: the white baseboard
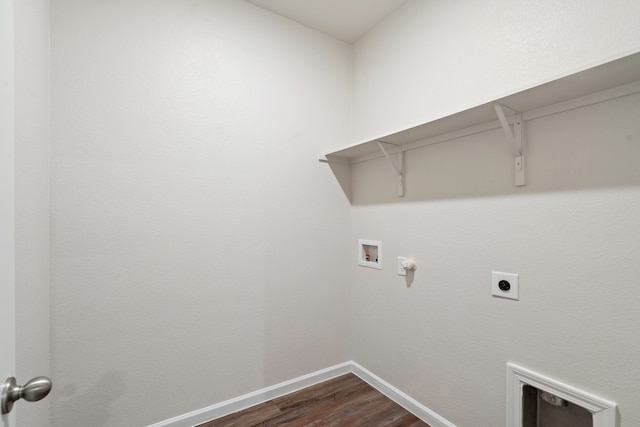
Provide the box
[147,362,352,427]
[350,362,456,427]
[148,361,455,427]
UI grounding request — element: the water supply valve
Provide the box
[397,257,416,276]
[401,259,417,272]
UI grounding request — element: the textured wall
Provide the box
[15,0,51,426]
[349,1,640,426]
[50,1,351,425]
[350,96,640,426]
[352,0,640,142]
[49,1,640,426]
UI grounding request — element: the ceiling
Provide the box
[246,0,409,43]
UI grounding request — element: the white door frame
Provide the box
[1,0,17,425]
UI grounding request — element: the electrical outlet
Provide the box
[492,271,519,300]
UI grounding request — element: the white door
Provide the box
[2,1,52,424]
[1,0,17,424]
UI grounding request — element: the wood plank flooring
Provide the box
[198,374,430,427]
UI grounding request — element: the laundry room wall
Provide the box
[349,1,640,426]
[50,1,352,425]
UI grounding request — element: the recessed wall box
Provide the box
[358,239,382,269]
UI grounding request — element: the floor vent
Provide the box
[507,363,617,427]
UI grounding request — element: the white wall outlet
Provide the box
[358,239,382,269]
[492,271,519,300]
[397,257,407,276]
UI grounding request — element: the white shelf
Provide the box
[322,51,640,163]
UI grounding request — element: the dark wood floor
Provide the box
[198,373,430,427]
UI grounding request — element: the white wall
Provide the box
[350,1,640,426]
[49,0,640,426]
[15,0,51,425]
[352,0,640,142]
[50,1,351,425]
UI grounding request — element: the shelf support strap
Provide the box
[376,141,405,197]
[494,103,525,187]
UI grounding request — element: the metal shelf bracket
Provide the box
[376,141,404,197]
[494,103,525,186]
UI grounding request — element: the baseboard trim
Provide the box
[350,362,456,427]
[148,361,455,427]
[147,362,352,427]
